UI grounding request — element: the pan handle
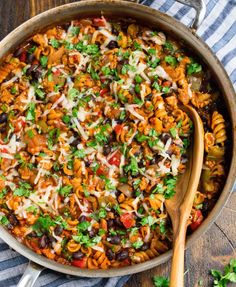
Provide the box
[17,261,44,287]
[175,0,206,30]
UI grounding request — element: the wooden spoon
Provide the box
[165,105,204,287]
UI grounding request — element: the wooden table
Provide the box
[0,1,235,286]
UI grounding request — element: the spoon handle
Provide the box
[169,222,187,287]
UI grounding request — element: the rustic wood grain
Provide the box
[0,1,235,286]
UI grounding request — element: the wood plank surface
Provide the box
[0,1,235,286]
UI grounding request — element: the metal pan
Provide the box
[0,1,235,286]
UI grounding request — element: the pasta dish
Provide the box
[0,17,227,269]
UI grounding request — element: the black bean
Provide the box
[8,213,18,226]
[103,145,111,156]
[26,64,38,77]
[109,235,121,245]
[106,249,115,260]
[79,215,87,222]
[72,251,84,260]
[116,250,129,261]
[112,27,119,36]
[14,47,25,58]
[85,161,91,167]
[201,201,210,217]
[107,40,119,49]
[0,126,7,133]
[88,229,96,237]
[39,235,48,248]
[26,53,35,64]
[107,219,114,228]
[54,225,63,236]
[28,231,38,238]
[0,113,8,124]
[70,138,80,148]
[140,243,149,251]
[114,217,123,227]
[161,133,171,144]
[48,235,56,244]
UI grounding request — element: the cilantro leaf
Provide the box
[26,103,36,121]
[40,55,48,68]
[165,56,177,67]
[57,185,73,197]
[14,181,32,197]
[153,276,169,287]
[0,215,9,226]
[33,215,56,232]
[49,38,60,48]
[187,61,202,75]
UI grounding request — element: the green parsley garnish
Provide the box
[132,238,144,249]
[153,276,170,287]
[26,103,36,121]
[211,259,236,286]
[187,61,202,75]
[165,55,177,67]
[33,215,56,232]
[0,215,9,226]
[40,55,48,68]
[57,185,73,197]
[49,38,60,48]
[14,181,32,197]
[48,128,60,150]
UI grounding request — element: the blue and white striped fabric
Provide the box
[0,1,235,286]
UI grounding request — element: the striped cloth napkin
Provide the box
[0,0,235,286]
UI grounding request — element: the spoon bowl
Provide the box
[165,105,205,287]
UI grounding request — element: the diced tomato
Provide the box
[108,150,122,167]
[114,124,123,135]
[14,118,26,133]
[100,88,109,97]
[120,213,136,229]
[19,51,27,62]
[162,81,171,87]
[0,148,8,153]
[71,257,87,268]
[96,165,108,176]
[53,69,61,76]
[93,17,106,27]
[190,210,203,231]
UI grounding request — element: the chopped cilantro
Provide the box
[141,215,156,226]
[68,88,79,99]
[28,46,36,54]
[14,181,32,197]
[119,176,128,183]
[62,114,71,124]
[169,127,177,138]
[78,220,90,232]
[26,205,38,214]
[48,128,60,149]
[153,276,170,287]
[135,74,143,83]
[159,220,167,234]
[101,66,111,76]
[187,62,202,75]
[211,259,236,286]
[11,86,17,94]
[135,84,141,94]
[162,86,170,93]
[114,204,121,215]
[0,215,9,226]
[26,103,36,121]
[148,48,156,55]
[133,41,142,50]
[165,55,177,66]
[0,188,7,199]
[40,55,48,68]
[124,157,139,176]
[132,238,143,249]
[35,88,45,99]
[74,149,86,158]
[57,185,73,197]
[136,133,149,143]
[164,41,174,53]
[163,176,177,199]
[98,207,107,219]
[33,215,56,232]
[70,26,80,36]
[49,38,60,48]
